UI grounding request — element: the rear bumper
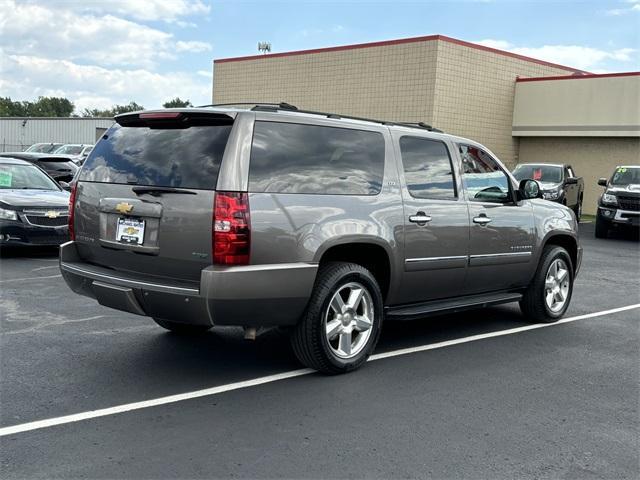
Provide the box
[59,241,317,327]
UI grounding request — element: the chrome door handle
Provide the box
[473,215,492,225]
[409,213,432,225]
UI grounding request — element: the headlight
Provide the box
[543,189,561,200]
[0,206,18,221]
[602,193,618,206]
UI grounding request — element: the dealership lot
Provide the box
[0,223,638,479]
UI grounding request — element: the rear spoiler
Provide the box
[115,110,235,128]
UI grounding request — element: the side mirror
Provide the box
[58,181,71,191]
[597,178,607,187]
[518,179,541,200]
[565,177,578,185]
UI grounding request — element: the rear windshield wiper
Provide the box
[132,186,197,196]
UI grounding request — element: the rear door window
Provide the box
[80,124,232,190]
[399,136,456,199]
[249,121,385,195]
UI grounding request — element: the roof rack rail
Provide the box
[199,102,444,133]
[395,122,444,133]
[195,102,299,110]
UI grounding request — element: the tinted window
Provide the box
[249,121,385,195]
[459,144,511,203]
[80,124,232,189]
[513,164,563,183]
[399,136,456,199]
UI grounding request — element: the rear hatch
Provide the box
[74,110,235,284]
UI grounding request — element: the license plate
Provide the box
[116,217,145,245]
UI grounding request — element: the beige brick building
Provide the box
[213,35,639,214]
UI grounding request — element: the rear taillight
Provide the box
[68,182,77,241]
[213,191,250,265]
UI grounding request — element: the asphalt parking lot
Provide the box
[1,223,638,479]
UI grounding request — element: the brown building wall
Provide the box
[518,137,640,215]
[432,41,573,167]
[213,35,583,165]
[213,40,439,123]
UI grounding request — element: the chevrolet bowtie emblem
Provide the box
[115,202,134,214]
[45,210,60,218]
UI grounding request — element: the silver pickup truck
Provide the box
[60,103,582,373]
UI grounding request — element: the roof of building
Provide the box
[516,71,640,82]
[214,34,588,74]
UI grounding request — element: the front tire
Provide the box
[520,246,573,323]
[595,215,609,238]
[290,262,383,374]
[153,318,212,334]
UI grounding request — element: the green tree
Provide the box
[82,101,145,118]
[162,97,192,108]
[0,96,74,117]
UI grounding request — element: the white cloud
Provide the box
[606,0,640,15]
[80,0,211,22]
[476,39,638,70]
[0,52,211,114]
[0,0,211,68]
[175,41,213,53]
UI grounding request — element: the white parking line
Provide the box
[0,274,62,283]
[0,303,638,438]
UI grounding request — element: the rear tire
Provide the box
[520,246,573,323]
[290,262,383,374]
[595,216,609,238]
[153,318,212,334]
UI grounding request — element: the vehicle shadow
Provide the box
[0,245,59,258]
[115,304,528,387]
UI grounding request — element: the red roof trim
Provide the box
[214,34,588,74]
[516,71,640,82]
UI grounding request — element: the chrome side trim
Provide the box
[469,252,532,259]
[60,262,200,295]
[404,255,468,272]
[405,255,468,263]
[468,251,532,267]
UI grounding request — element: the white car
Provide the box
[53,144,93,164]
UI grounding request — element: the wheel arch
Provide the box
[542,233,579,273]
[315,239,393,301]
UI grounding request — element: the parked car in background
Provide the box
[0,157,70,247]
[595,165,640,238]
[0,152,78,184]
[54,144,94,164]
[512,163,584,220]
[24,142,64,154]
[60,105,582,374]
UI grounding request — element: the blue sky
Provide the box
[1,0,638,113]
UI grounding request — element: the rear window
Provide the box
[249,121,385,195]
[80,124,232,190]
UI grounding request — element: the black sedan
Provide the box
[0,157,70,247]
[0,152,78,184]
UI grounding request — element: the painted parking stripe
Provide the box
[0,274,62,283]
[1,303,638,438]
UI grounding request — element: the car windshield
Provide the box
[611,167,640,185]
[26,143,61,153]
[0,164,60,191]
[55,145,83,155]
[513,164,563,183]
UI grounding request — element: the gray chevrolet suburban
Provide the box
[60,103,582,373]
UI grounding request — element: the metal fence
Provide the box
[0,143,28,153]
